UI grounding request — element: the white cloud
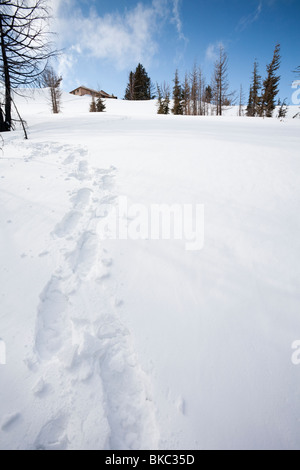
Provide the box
[57,50,78,79]
[50,0,186,82]
[236,1,263,32]
[171,0,187,43]
[205,42,224,62]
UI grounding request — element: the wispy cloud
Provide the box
[50,0,187,82]
[171,0,187,43]
[205,41,224,62]
[236,1,263,32]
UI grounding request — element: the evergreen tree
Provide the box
[204,86,213,104]
[124,64,154,100]
[96,95,106,112]
[124,72,135,100]
[246,60,261,117]
[156,82,170,115]
[172,70,183,115]
[162,82,170,115]
[90,97,96,112]
[277,98,288,119]
[260,44,281,118]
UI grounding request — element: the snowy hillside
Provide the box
[0,89,300,450]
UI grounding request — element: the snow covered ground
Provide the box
[0,90,300,450]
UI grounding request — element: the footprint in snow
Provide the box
[34,414,68,450]
[1,413,22,432]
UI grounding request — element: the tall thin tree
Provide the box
[212,45,231,116]
[260,44,281,118]
[0,0,56,133]
[190,64,198,116]
[172,70,183,115]
[182,73,190,116]
[246,60,261,117]
[238,84,245,117]
[42,67,62,114]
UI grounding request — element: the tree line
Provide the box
[124,44,293,119]
[0,1,298,133]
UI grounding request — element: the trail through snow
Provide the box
[1,91,300,450]
[1,140,159,450]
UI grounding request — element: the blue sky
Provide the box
[51,0,299,104]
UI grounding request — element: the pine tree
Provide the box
[157,82,170,115]
[96,95,106,112]
[162,82,170,115]
[246,60,261,117]
[124,64,153,100]
[260,44,281,118]
[204,85,212,116]
[277,98,288,119]
[89,97,96,112]
[204,86,213,103]
[172,70,183,115]
[124,72,135,100]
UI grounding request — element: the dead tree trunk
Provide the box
[0,14,11,131]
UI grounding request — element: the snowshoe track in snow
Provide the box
[30,143,159,450]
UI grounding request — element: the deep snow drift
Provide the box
[0,90,300,450]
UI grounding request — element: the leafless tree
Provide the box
[212,45,234,116]
[42,67,62,114]
[190,64,198,116]
[238,84,245,116]
[198,67,205,116]
[182,73,190,116]
[0,0,56,134]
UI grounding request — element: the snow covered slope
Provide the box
[0,90,300,450]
